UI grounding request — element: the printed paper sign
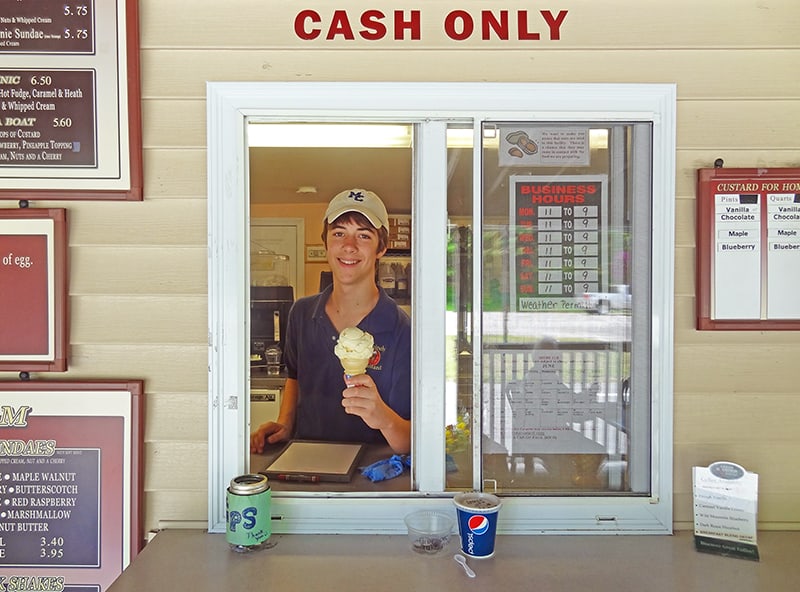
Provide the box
[692,461,759,561]
[499,127,590,167]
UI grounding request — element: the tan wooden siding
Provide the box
[139,0,799,49]
[144,442,208,491]
[139,49,800,98]
[66,199,207,245]
[145,491,208,527]
[143,392,207,442]
[69,296,206,344]
[69,246,206,295]
[62,345,206,392]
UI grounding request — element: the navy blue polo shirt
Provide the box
[283,286,411,445]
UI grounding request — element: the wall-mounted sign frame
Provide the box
[0,208,68,371]
[696,166,800,330]
[0,380,144,592]
[0,0,142,200]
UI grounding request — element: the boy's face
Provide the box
[325,218,386,286]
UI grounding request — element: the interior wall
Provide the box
[2,0,798,534]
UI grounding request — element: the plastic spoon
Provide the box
[454,553,476,578]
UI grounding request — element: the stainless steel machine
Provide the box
[250,285,293,372]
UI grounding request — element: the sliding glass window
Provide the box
[207,82,676,534]
[446,122,652,497]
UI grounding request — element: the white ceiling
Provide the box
[248,146,414,214]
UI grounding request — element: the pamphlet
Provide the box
[692,461,759,561]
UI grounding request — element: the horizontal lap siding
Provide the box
[2,0,796,533]
[139,0,799,49]
[139,50,800,97]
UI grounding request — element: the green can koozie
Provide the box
[226,474,271,551]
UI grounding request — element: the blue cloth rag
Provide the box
[361,454,411,482]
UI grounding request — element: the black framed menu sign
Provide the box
[0,381,144,592]
[0,0,142,200]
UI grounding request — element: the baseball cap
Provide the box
[324,188,389,230]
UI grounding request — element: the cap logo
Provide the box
[325,188,387,229]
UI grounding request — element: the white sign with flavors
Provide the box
[692,461,759,561]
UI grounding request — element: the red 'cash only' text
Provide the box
[294,9,569,41]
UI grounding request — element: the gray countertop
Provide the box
[108,530,800,592]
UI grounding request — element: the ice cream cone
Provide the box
[334,327,374,376]
[340,358,370,376]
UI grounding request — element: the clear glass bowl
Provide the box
[403,511,454,554]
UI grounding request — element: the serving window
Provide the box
[207,82,676,534]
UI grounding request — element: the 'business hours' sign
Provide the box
[293,7,569,42]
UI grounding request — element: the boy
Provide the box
[250,189,411,453]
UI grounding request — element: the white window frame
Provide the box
[207,82,676,535]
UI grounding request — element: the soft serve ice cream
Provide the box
[334,327,374,376]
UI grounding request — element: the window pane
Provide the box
[247,121,415,493]
[445,124,475,489]
[479,123,651,495]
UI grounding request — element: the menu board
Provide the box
[509,175,608,311]
[0,0,141,199]
[0,69,98,167]
[2,445,102,566]
[696,167,800,330]
[0,381,143,592]
[0,208,68,372]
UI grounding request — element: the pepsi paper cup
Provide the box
[453,492,502,558]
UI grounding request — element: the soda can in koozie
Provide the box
[226,473,271,552]
[453,492,502,558]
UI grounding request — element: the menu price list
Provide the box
[513,178,604,310]
[711,189,800,320]
[766,192,800,318]
[0,448,100,567]
[0,69,97,167]
[713,193,761,319]
[0,1,95,54]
